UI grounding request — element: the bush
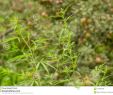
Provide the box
[0,0,113,86]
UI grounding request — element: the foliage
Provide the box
[0,0,113,86]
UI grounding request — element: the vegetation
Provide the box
[0,0,113,86]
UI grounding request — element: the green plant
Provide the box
[0,0,113,86]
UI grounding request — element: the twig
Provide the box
[0,28,14,39]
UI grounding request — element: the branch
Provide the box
[0,28,14,39]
